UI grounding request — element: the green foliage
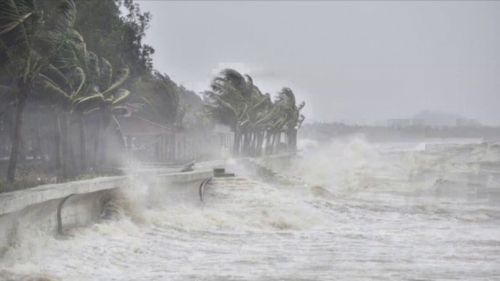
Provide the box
[0,0,77,90]
[0,0,306,186]
[0,178,38,193]
[203,68,305,134]
[204,69,253,130]
[131,71,179,126]
[0,0,78,182]
[0,168,53,193]
[72,0,154,77]
[277,87,305,131]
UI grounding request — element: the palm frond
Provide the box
[101,67,129,96]
[212,95,238,119]
[111,89,130,105]
[83,107,100,115]
[138,95,155,111]
[71,66,85,96]
[110,106,129,116]
[36,77,70,105]
[0,12,32,36]
[0,0,36,41]
[98,57,112,92]
[73,93,104,113]
[40,63,70,92]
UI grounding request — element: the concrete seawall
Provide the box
[0,170,212,256]
[0,155,288,256]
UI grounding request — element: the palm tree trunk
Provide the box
[93,130,100,170]
[6,97,27,182]
[253,132,259,156]
[284,133,289,151]
[256,132,264,156]
[241,133,246,156]
[271,132,277,154]
[54,112,63,181]
[35,114,46,165]
[93,118,102,171]
[60,114,70,180]
[67,118,77,178]
[290,129,297,152]
[252,132,258,156]
[264,131,271,155]
[249,133,253,156]
[171,132,176,161]
[78,116,87,172]
[233,130,241,156]
[249,133,255,156]
[101,130,108,168]
[240,135,244,156]
[242,133,248,156]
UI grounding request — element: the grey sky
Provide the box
[138,1,500,125]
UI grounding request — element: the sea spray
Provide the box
[2,139,500,280]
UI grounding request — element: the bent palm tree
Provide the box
[36,63,85,179]
[130,71,180,160]
[0,0,76,182]
[34,29,94,179]
[276,88,305,152]
[73,60,130,170]
[203,69,254,156]
[134,71,179,126]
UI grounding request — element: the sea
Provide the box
[1,137,500,280]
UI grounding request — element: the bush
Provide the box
[0,179,39,193]
[0,168,54,193]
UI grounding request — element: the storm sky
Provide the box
[137,1,500,125]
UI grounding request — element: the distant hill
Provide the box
[308,110,482,127]
[411,110,481,126]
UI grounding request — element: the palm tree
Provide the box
[131,71,180,160]
[134,71,179,126]
[245,93,275,156]
[203,69,256,156]
[73,59,130,170]
[267,99,288,154]
[34,29,93,179]
[276,88,305,152]
[36,63,85,180]
[203,69,306,157]
[0,0,77,182]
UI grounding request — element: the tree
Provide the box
[244,92,275,156]
[133,71,179,126]
[203,69,254,156]
[0,0,77,182]
[35,32,88,179]
[73,59,130,170]
[202,69,306,157]
[276,88,305,152]
[72,0,154,78]
[36,64,86,180]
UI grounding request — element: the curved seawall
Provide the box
[0,170,212,256]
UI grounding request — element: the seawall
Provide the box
[0,170,212,256]
[0,154,291,255]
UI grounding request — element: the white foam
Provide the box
[2,138,500,280]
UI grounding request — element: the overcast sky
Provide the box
[137,1,500,125]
